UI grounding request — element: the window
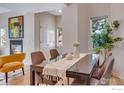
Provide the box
[0,28,7,47]
[40,26,55,51]
[91,16,108,48]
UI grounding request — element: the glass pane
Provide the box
[0,28,7,47]
[40,26,55,52]
[91,16,108,48]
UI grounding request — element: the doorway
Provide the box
[39,11,63,58]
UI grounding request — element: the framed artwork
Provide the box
[8,16,24,38]
[10,40,23,54]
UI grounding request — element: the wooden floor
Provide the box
[0,68,124,85]
[0,70,30,85]
[110,75,124,85]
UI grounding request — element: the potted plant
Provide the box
[91,20,123,65]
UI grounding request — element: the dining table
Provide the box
[30,53,99,85]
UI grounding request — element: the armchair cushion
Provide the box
[0,62,3,68]
[0,53,25,73]
[0,61,24,73]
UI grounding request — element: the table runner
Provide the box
[42,53,87,79]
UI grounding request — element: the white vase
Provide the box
[73,46,80,58]
[99,52,105,66]
[99,49,107,66]
[73,41,80,58]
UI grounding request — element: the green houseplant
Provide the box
[91,20,123,62]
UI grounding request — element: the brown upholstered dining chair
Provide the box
[91,53,113,80]
[31,51,46,65]
[50,49,60,60]
[31,51,60,85]
[90,55,114,85]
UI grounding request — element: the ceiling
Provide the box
[48,9,63,16]
[0,3,66,14]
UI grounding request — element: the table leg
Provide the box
[30,68,35,85]
[67,77,69,85]
[86,76,90,85]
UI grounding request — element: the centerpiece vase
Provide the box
[99,49,108,66]
[73,41,80,58]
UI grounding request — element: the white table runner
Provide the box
[43,53,87,79]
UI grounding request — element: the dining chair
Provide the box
[91,52,114,79]
[31,51,60,85]
[31,51,46,65]
[50,49,60,60]
[90,55,114,85]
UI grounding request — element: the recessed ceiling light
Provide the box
[58,10,62,13]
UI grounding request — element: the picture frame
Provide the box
[10,40,23,54]
[56,27,63,47]
[8,16,24,38]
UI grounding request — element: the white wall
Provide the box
[110,4,124,80]
[89,4,111,17]
[55,15,62,28]
[0,12,35,65]
[62,4,78,53]
[77,4,89,53]
[34,13,40,51]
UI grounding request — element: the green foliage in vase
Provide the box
[91,20,123,54]
[111,20,120,29]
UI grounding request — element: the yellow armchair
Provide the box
[0,53,26,83]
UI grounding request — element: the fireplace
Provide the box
[10,40,23,54]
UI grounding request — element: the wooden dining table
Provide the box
[30,53,99,85]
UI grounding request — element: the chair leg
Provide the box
[37,83,39,85]
[5,72,8,83]
[22,67,24,75]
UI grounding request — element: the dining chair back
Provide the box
[99,57,114,85]
[31,51,46,65]
[31,51,61,85]
[91,53,113,80]
[50,49,60,60]
[90,56,114,85]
